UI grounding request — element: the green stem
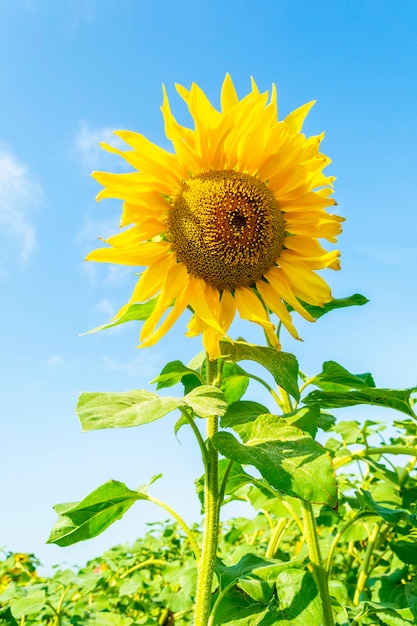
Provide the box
[141,493,201,561]
[325,511,380,575]
[180,407,209,472]
[218,460,234,507]
[246,372,282,406]
[120,557,167,579]
[194,356,220,626]
[334,445,417,470]
[252,477,304,534]
[301,501,334,626]
[353,522,381,605]
[265,517,290,559]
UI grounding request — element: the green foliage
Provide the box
[6,293,417,624]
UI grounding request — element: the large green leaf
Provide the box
[303,386,417,417]
[9,592,46,618]
[77,385,227,431]
[81,298,158,335]
[293,293,369,319]
[221,401,270,429]
[311,360,375,391]
[185,385,228,417]
[213,415,337,506]
[47,479,158,547]
[213,567,322,626]
[219,340,299,401]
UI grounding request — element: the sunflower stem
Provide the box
[301,501,334,626]
[194,356,220,626]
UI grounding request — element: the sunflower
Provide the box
[86,75,344,359]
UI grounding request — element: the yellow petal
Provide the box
[234,286,280,349]
[85,241,169,266]
[256,280,300,340]
[140,262,189,340]
[129,254,175,303]
[278,258,332,305]
[187,276,225,335]
[284,100,316,134]
[220,73,239,112]
[265,266,315,322]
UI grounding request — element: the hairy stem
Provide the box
[194,357,220,626]
[301,501,334,626]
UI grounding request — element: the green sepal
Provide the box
[77,384,227,431]
[219,340,299,401]
[47,477,160,547]
[213,415,337,506]
[81,298,158,335]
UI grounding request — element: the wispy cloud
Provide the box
[102,353,161,377]
[74,121,128,172]
[353,241,417,271]
[0,146,42,270]
[47,356,64,367]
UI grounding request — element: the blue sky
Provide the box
[1,0,416,572]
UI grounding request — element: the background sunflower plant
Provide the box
[43,77,415,626]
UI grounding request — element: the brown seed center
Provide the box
[167,170,285,290]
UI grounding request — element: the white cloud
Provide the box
[102,353,161,377]
[0,146,41,268]
[353,241,417,271]
[74,121,128,172]
[95,298,116,318]
[47,356,64,367]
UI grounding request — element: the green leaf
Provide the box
[356,490,417,526]
[152,360,201,390]
[353,601,415,625]
[221,401,270,428]
[390,538,417,565]
[77,390,183,431]
[81,298,158,335]
[184,385,227,418]
[213,568,322,626]
[294,293,369,319]
[220,362,250,405]
[311,360,375,391]
[213,415,337,506]
[215,553,279,590]
[89,614,134,625]
[304,387,417,418]
[47,480,154,547]
[9,592,46,618]
[274,569,322,625]
[77,385,227,431]
[0,607,18,626]
[282,405,320,439]
[220,340,299,401]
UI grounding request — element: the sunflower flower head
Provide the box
[86,75,344,359]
